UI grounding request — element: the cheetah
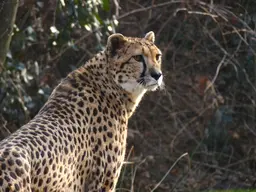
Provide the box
[0,31,163,191]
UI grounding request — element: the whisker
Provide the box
[135,81,143,90]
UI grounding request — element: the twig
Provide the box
[117,146,134,191]
[49,28,101,64]
[150,152,189,192]
[174,7,218,18]
[204,54,227,93]
[130,157,148,192]
[223,28,256,35]
[170,104,213,151]
[118,0,183,19]
[243,68,256,93]
[191,160,253,177]
[113,0,120,16]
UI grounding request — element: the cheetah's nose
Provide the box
[150,71,162,80]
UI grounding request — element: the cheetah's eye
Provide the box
[132,55,143,62]
[156,54,161,61]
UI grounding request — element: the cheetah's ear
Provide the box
[107,33,126,57]
[144,31,155,43]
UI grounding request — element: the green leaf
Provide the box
[93,12,103,25]
[102,0,110,11]
[77,5,89,25]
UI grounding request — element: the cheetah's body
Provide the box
[0,32,163,191]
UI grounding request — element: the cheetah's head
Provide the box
[106,31,163,98]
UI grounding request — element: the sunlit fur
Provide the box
[0,32,163,192]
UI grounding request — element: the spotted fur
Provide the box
[0,31,163,192]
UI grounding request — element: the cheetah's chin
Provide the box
[145,83,159,91]
[145,78,163,91]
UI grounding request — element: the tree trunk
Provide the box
[0,0,19,73]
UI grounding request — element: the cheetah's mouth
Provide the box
[137,75,163,91]
[145,83,159,91]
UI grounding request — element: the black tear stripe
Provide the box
[140,55,147,78]
[140,47,147,78]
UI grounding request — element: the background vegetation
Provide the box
[0,0,256,191]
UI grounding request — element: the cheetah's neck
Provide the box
[43,51,147,120]
[78,51,146,118]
